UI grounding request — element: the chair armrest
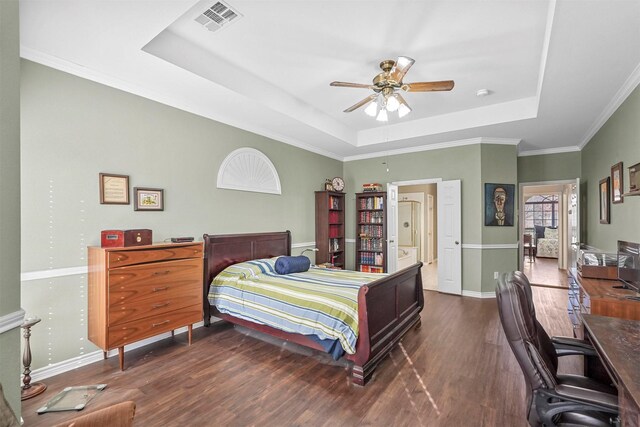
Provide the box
[555,384,619,413]
[552,336,597,357]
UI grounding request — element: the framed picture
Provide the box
[599,177,610,224]
[134,187,164,211]
[99,173,129,204]
[484,183,515,226]
[611,162,624,204]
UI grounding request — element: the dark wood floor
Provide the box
[522,257,569,288]
[23,286,579,426]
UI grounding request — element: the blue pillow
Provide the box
[534,225,546,239]
[275,256,310,275]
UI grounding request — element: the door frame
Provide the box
[518,179,579,270]
[390,178,442,279]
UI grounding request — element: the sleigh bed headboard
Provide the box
[202,231,291,323]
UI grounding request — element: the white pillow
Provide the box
[544,227,559,239]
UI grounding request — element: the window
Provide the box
[524,194,559,229]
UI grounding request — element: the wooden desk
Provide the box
[582,314,640,426]
[567,270,640,337]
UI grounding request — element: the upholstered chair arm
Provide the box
[552,336,597,357]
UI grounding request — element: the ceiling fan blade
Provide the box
[402,80,455,92]
[344,94,377,112]
[330,81,374,89]
[389,56,415,83]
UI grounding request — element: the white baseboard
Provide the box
[30,321,207,382]
[462,290,496,299]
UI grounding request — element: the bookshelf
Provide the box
[315,191,345,268]
[356,191,387,273]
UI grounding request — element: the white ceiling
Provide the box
[20,0,640,160]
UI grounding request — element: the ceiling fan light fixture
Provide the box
[386,95,400,112]
[376,109,388,122]
[364,101,378,117]
[398,103,411,118]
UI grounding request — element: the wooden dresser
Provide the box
[88,242,203,370]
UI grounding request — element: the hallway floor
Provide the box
[421,260,437,291]
[522,256,568,288]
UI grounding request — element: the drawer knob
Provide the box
[152,302,169,309]
[152,320,170,328]
[152,286,169,292]
[153,270,171,276]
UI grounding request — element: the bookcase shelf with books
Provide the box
[355,191,387,273]
[315,191,345,268]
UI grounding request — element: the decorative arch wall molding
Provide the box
[216,148,281,195]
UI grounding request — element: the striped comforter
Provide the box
[208,258,385,355]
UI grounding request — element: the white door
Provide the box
[437,180,461,295]
[568,178,580,271]
[387,183,399,273]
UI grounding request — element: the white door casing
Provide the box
[427,194,435,264]
[568,178,580,271]
[437,180,461,295]
[387,183,399,273]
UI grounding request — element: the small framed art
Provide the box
[99,173,129,204]
[599,177,610,224]
[134,187,164,211]
[611,162,623,204]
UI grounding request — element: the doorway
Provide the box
[397,184,437,291]
[519,180,577,288]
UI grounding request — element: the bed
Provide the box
[202,231,424,386]
[535,226,559,259]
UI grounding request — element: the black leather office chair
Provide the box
[496,271,619,426]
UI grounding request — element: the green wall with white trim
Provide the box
[582,86,640,251]
[20,60,341,369]
[0,0,22,418]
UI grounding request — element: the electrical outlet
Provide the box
[494,272,499,279]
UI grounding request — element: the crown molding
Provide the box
[343,137,520,162]
[517,145,581,157]
[579,61,640,150]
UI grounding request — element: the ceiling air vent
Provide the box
[194,1,242,32]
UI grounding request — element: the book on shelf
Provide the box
[359,265,384,273]
[328,196,340,210]
[359,196,384,210]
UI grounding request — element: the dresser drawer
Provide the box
[108,305,201,349]
[109,292,201,326]
[108,258,201,297]
[108,244,202,268]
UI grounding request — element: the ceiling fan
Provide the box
[330,56,454,121]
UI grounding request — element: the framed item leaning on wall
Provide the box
[134,187,164,211]
[99,173,129,204]
[599,177,610,224]
[484,183,515,226]
[611,162,623,204]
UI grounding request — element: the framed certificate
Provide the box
[99,173,130,204]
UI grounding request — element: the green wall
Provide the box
[518,151,582,183]
[0,0,22,418]
[20,60,342,369]
[344,143,519,293]
[582,86,640,251]
[480,144,518,292]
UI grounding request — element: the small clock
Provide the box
[332,177,345,192]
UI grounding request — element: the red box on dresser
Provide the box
[101,229,152,248]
